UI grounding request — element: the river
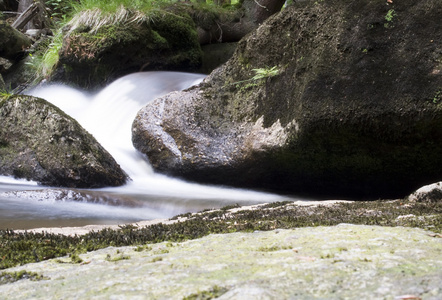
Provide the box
[0,72,298,230]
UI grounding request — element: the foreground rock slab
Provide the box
[1,225,441,299]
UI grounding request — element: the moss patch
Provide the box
[0,270,46,285]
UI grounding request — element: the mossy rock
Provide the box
[0,22,31,61]
[133,0,442,199]
[54,10,202,89]
[0,95,127,187]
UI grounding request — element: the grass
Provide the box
[0,198,440,271]
[29,0,238,81]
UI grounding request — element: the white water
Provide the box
[0,72,295,229]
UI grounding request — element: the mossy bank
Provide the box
[1,197,440,270]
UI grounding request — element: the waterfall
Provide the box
[0,72,293,229]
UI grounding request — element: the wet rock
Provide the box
[408,182,442,203]
[0,189,143,207]
[133,0,442,199]
[0,94,127,187]
[0,22,31,60]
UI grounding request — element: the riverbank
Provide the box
[1,197,441,299]
[1,223,441,299]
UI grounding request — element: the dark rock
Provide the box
[3,56,36,91]
[0,0,19,12]
[0,21,32,60]
[0,95,127,187]
[53,9,202,89]
[133,0,442,199]
[199,42,237,74]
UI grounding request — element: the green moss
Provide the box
[105,251,130,262]
[183,285,229,300]
[0,270,46,285]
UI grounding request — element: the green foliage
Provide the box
[45,0,74,19]
[384,9,396,28]
[433,90,441,104]
[251,66,280,80]
[385,9,396,22]
[27,30,64,81]
[0,90,13,100]
[229,66,280,89]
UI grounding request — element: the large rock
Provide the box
[0,22,31,60]
[0,95,127,187]
[53,8,202,89]
[133,0,442,199]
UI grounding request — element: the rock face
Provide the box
[0,95,127,187]
[0,22,31,61]
[133,0,442,198]
[53,8,202,89]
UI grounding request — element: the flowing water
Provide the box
[0,72,297,230]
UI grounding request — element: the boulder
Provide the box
[0,21,32,60]
[133,0,442,199]
[407,182,442,203]
[53,8,202,89]
[0,95,127,187]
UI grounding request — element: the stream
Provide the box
[0,72,299,230]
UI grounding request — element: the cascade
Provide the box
[0,72,294,229]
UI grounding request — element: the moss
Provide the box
[0,270,46,285]
[183,285,229,300]
[1,198,441,270]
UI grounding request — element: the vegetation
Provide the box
[28,0,242,83]
[0,270,46,285]
[1,198,440,270]
[183,285,229,300]
[228,65,280,88]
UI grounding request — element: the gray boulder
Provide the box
[407,182,442,203]
[133,0,442,198]
[0,95,127,187]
